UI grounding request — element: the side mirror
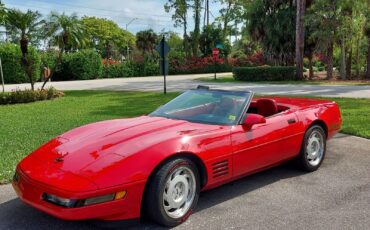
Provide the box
[242,114,266,130]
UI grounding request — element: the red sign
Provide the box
[212,48,219,55]
[212,48,219,59]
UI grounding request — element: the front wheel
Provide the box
[297,125,327,172]
[144,158,200,227]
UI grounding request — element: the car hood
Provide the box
[29,116,221,187]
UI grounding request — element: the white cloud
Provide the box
[3,0,223,35]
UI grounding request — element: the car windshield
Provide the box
[150,89,252,125]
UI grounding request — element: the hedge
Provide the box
[0,87,64,105]
[103,63,132,78]
[0,43,41,84]
[102,61,159,78]
[233,66,296,81]
[54,49,103,81]
[169,63,232,75]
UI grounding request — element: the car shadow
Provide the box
[0,163,305,230]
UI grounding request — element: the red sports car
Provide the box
[13,87,342,227]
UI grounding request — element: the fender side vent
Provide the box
[212,160,229,178]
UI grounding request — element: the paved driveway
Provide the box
[4,73,370,98]
[1,133,370,230]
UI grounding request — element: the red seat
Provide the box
[256,99,278,117]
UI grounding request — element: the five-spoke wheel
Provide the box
[144,158,200,227]
[297,125,327,171]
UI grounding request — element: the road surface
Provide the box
[4,73,370,98]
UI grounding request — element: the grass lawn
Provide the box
[0,90,369,183]
[196,75,370,86]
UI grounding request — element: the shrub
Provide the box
[0,87,64,105]
[54,49,102,80]
[233,66,296,81]
[102,63,133,78]
[0,43,41,84]
[40,51,58,70]
[318,66,325,71]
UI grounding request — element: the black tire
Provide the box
[297,125,327,172]
[144,157,200,227]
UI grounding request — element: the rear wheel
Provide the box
[144,158,200,227]
[297,125,327,172]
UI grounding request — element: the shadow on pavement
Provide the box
[0,164,304,230]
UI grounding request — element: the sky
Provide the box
[3,0,223,35]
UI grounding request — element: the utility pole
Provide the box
[125,18,138,60]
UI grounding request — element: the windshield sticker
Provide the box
[228,115,236,121]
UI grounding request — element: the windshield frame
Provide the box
[149,89,254,126]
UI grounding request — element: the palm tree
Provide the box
[42,12,85,89]
[45,12,85,53]
[5,9,44,90]
[136,29,158,56]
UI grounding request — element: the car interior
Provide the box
[247,98,290,117]
[169,97,290,123]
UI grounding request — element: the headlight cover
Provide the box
[42,193,78,208]
[42,191,127,208]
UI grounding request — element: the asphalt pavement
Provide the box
[4,73,370,98]
[1,133,370,230]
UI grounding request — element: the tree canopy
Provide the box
[81,16,135,59]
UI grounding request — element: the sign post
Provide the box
[212,48,219,80]
[156,36,170,94]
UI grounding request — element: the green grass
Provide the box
[0,90,369,183]
[196,75,370,86]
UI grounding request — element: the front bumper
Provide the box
[12,169,146,221]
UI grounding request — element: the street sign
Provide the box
[156,39,170,58]
[156,36,171,94]
[212,48,219,59]
[212,48,220,80]
[216,43,224,49]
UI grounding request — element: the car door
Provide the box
[231,111,300,177]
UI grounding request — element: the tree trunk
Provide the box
[346,46,352,80]
[42,47,64,90]
[354,36,360,79]
[326,42,334,80]
[105,41,111,59]
[223,2,232,39]
[340,38,346,80]
[19,36,34,90]
[295,0,306,80]
[308,55,314,80]
[367,38,370,79]
[206,0,209,26]
[192,0,202,57]
[183,21,189,57]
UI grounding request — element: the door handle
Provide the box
[287,118,296,124]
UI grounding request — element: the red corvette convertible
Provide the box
[13,87,342,227]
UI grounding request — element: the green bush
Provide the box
[0,43,41,84]
[127,61,159,77]
[40,51,58,70]
[169,63,232,75]
[318,66,325,71]
[0,87,64,105]
[54,49,102,80]
[102,63,133,78]
[233,66,296,81]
